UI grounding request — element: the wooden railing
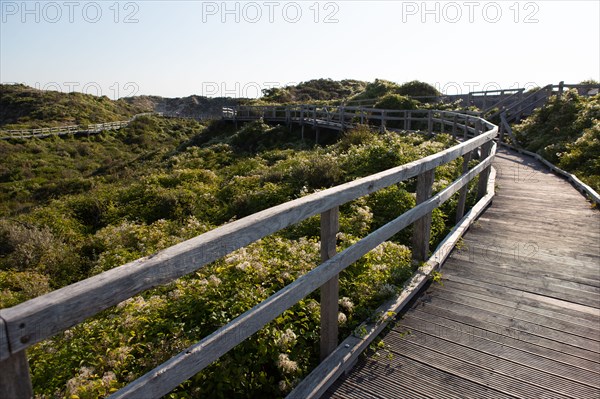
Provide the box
[224,105,487,140]
[0,109,497,398]
[0,113,157,140]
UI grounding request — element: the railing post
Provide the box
[558,81,564,98]
[477,140,494,200]
[339,106,345,130]
[411,169,435,263]
[452,113,457,138]
[455,150,473,223]
[0,347,33,399]
[380,110,386,132]
[300,106,305,141]
[234,106,238,130]
[463,116,469,139]
[428,110,433,134]
[406,110,412,131]
[498,120,505,143]
[320,207,339,361]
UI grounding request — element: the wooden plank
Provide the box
[435,279,600,332]
[449,238,600,281]
[386,330,598,398]
[405,308,600,373]
[452,235,600,272]
[425,286,600,340]
[386,335,570,398]
[417,294,600,352]
[320,208,340,360]
[1,129,497,355]
[325,379,385,399]
[336,353,517,399]
[442,262,600,308]
[439,269,600,320]
[0,350,33,399]
[500,143,600,204]
[411,295,600,363]
[328,377,426,399]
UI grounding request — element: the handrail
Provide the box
[487,84,553,121]
[224,105,494,139]
[481,89,525,114]
[0,108,497,398]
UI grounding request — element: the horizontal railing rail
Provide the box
[0,108,497,398]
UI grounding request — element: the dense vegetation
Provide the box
[350,79,440,102]
[0,108,479,397]
[259,79,441,105]
[0,84,152,129]
[260,79,368,103]
[514,90,600,191]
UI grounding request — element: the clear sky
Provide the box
[1,0,599,99]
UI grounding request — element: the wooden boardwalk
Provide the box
[324,147,600,398]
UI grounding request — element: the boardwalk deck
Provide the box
[324,147,600,398]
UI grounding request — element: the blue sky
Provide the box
[1,0,599,98]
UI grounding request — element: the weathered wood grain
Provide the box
[320,207,340,360]
[411,169,435,262]
[0,350,32,399]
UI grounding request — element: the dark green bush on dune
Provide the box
[0,84,151,129]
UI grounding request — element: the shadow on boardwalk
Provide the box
[325,147,600,399]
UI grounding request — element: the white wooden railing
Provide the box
[0,109,498,398]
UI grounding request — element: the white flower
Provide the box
[235,261,250,271]
[377,283,397,299]
[278,380,289,392]
[276,353,298,374]
[276,328,297,349]
[306,300,319,313]
[339,297,354,313]
[207,275,221,287]
[101,371,116,387]
[338,312,347,325]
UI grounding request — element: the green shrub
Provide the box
[397,80,440,99]
[374,94,419,111]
